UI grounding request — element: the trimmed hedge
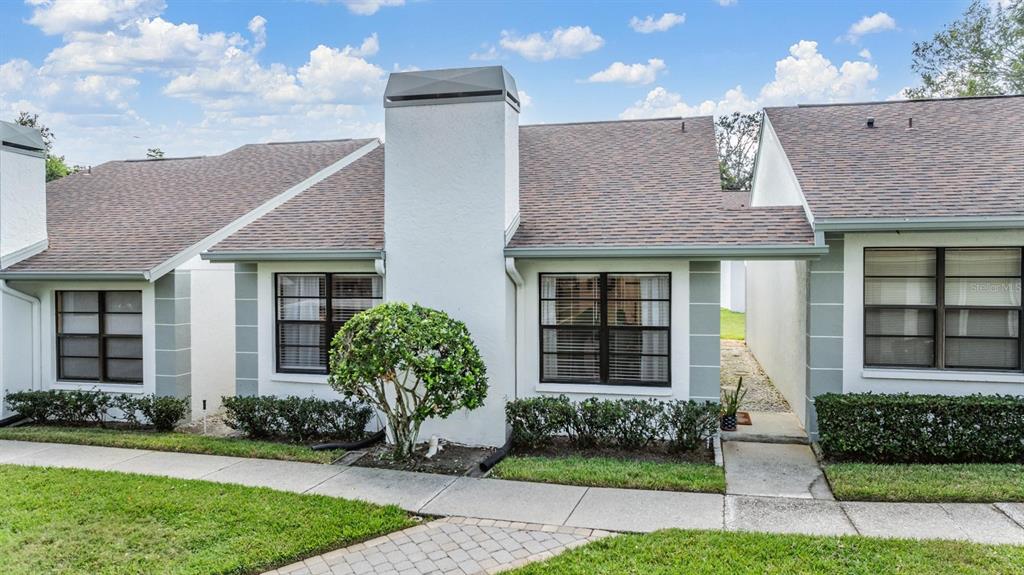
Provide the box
[5,390,188,431]
[506,395,718,453]
[816,393,1024,463]
[221,395,373,443]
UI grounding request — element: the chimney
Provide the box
[0,121,47,269]
[382,66,520,447]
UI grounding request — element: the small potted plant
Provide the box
[720,377,747,431]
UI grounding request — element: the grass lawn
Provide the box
[0,425,338,464]
[491,455,726,493]
[0,464,412,575]
[508,529,1024,575]
[825,462,1024,503]
[720,308,745,340]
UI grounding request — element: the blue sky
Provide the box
[0,0,970,166]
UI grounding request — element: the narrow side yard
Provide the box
[720,308,745,340]
[507,529,1024,575]
[0,426,339,464]
[0,464,412,575]
[825,463,1024,503]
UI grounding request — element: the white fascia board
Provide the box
[0,271,148,281]
[202,249,384,262]
[148,139,381,281]
[503,243,829,260]
[815,215,1024,232]
[749,114,816,226]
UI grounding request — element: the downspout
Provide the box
[483,257,524,474]
[0,280,43,408]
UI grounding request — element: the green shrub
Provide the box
[816,393,1024,463]
[221,395,372,442]
[49,389,112,425]
[663,400,719,452]
[5,391,57,424]
[136,395,190,432]
[506,396,573,449]
[614,399,666,449]
[506,396,718,453]
[221,396,282,439]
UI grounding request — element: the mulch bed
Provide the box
[352,442,497,475]
[512,437,715,465]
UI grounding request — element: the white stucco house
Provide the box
[747,95,1024,435]
[1,66,1019,445]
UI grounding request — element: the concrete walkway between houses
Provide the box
[3,440,1024,574]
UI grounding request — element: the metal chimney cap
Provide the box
[384,66,520,111]
[0,120,46,153]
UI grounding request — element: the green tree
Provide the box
[907,0,1024,98]
[146,148,165,159]
[715,111,762,191]
[329,302,488,460]
[14,111,74,182]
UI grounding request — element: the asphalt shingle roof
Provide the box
[8,139,374,273]
[765,95,1024,220]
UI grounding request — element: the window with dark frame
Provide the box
[275,273,383,375]
[540,273,670,387]
[864,247,1023,372]
[56,291,143,383]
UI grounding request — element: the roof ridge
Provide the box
[769,93,1024,111]
[122,155,206,163]
[521,116,710,129]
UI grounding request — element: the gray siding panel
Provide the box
[234,264,259,396]
[805,236,844,435]
[689,262,720,402]
[154,270,191,401]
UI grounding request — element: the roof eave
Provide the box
[0,271,150,281]
[814,216,1024,233]
[503,244,828,260]
[201,249,385,262]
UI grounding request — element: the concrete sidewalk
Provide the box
[2,439,1024,545]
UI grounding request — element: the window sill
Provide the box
[53,381,146,394]
[861,369,1024,385]
[534,383,674,397]
[271,373,330,385]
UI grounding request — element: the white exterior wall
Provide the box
[746,259,808,425]
[0,148,47,263]
[749,116,810,215]
[514,258,691,402]
[843,229,1024,395]
[384,99,517,447]
[5,279,157,396]
[0,284,40,418]
[181,257,236,418]
[721,260,746,312]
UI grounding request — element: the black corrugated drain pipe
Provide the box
[479,437,512,473]
[312,428,386,451]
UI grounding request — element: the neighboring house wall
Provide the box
[186,258,235,418]
[842,229,1024,396]
[746,259,807,426]
[5,279,157,396]
[749,115,809,217]
[721,260,746,313]
[513,258,713,404]
[0,146,47,265]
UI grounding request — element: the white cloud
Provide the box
[469,44,500,61]
[629,13,685,34]
[621,40,878,119]
[42,17,246,75]
[248,15,267,54]
[621,85,756,120]
[844,12,897,42]
[858,48,872,60]
[518,89,532,108]
[26,0,166,35]
[499,26,604,61]
[342,0,404,15]
[587,59,666,85]
[716,0,738,6]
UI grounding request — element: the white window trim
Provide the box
[861,368,1024,385]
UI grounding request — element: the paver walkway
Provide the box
[3,439,1024,565]
[266,517,610,575]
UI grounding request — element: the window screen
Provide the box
[276,273,382,374]
[864,247,1023,371]
[541,273,670,386]
[56,291,143,383]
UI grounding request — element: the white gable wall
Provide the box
[0,147,47,266]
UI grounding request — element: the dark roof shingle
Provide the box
[765,96,1024,220]
[9,139,374,273]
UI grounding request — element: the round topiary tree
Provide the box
[328,302,488,460]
